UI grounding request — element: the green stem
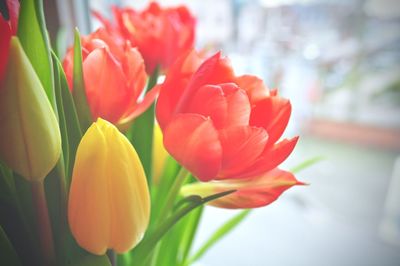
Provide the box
[107,250,116,266]
[31,181,56,266]
[159,167,190,220]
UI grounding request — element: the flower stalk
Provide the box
[159,167,191,220]
[31,181,56,266]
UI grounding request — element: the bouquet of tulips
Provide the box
[0,1,310,265]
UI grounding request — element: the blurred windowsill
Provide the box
[303,118,400,151]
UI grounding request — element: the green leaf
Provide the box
[0,225,21,266]
[153,206,203,266]
[52,52,70,174]
[17,0,55,108]
[178,206,203,264]
[128,66,160,184]
[52,52,82,184]
[185,210,251,265]
[130,190,235,264]
[72,28,92,132]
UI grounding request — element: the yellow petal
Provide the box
[0,37,61,181]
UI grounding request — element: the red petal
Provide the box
[174,52,235,113]
[186,83,251,129]
[156,50,204,129]
[163,114,222,181]
[83,48,129,123]
[235,75,269,103]
[119,84,161,124]
[121,46,147,102]
[0,17,11,81]
[207,168,304,209]
[218,126,268,178]
[250,95,292,145]
[234,137,299,179]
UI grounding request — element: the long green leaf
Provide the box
[186,210,251,265]
[72,28,92,132]
[130,190,235,264]
[128,66,160,183]
[17,0,55,108]
[52,52,69,173]
[0,225,21,266]
[52,53,82,184]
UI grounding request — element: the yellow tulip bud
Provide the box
[68,118,150,255]
[152,123,169,185]
[0,37,61,181]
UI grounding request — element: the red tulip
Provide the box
[156,51,299,182]
[63,28,157,124]
[0,0,19,81]
[181,168,305,209]
[93,2,196,73]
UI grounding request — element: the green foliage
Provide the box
[72,29,92,132]
[17,0,55,108]
[0,225,21,266]
[128,66,160,184]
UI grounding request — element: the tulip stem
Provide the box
[31,181,56,266]
[160,167,190,219]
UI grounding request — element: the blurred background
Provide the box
[46,0,400,265]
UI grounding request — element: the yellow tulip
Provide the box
[0,37,61,181]
[68,118,150,255]
[152,123,169,185]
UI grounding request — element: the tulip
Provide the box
[68,118,150,255]
[94,2,196,73]
[181,168,305,209]
[0,37,61,181]
[63,28,157,125]
[156,51,298,182]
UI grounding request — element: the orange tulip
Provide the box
[63,28,157,124]
[156,51,298,182]
[94,2,196,73]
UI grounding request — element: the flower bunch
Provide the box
[0,1,308,266]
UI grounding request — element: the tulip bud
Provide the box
[68,118,150,255]
[0,37,61,181]
[180,168,305,209]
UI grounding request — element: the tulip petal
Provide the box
[234,137,299,179]
[181,168,304,209]
[68,123,110,255]
[163,113,222,181]
[156,49,203,129]
[235,75,269,103]
[186,83,251,129]
[83,48,129,122]
[119,84,161,125]
[0,17,11,81]
[218,126,268,178]
[175,52,235,113]
[103,121,150,253]
[250,95,292,145]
